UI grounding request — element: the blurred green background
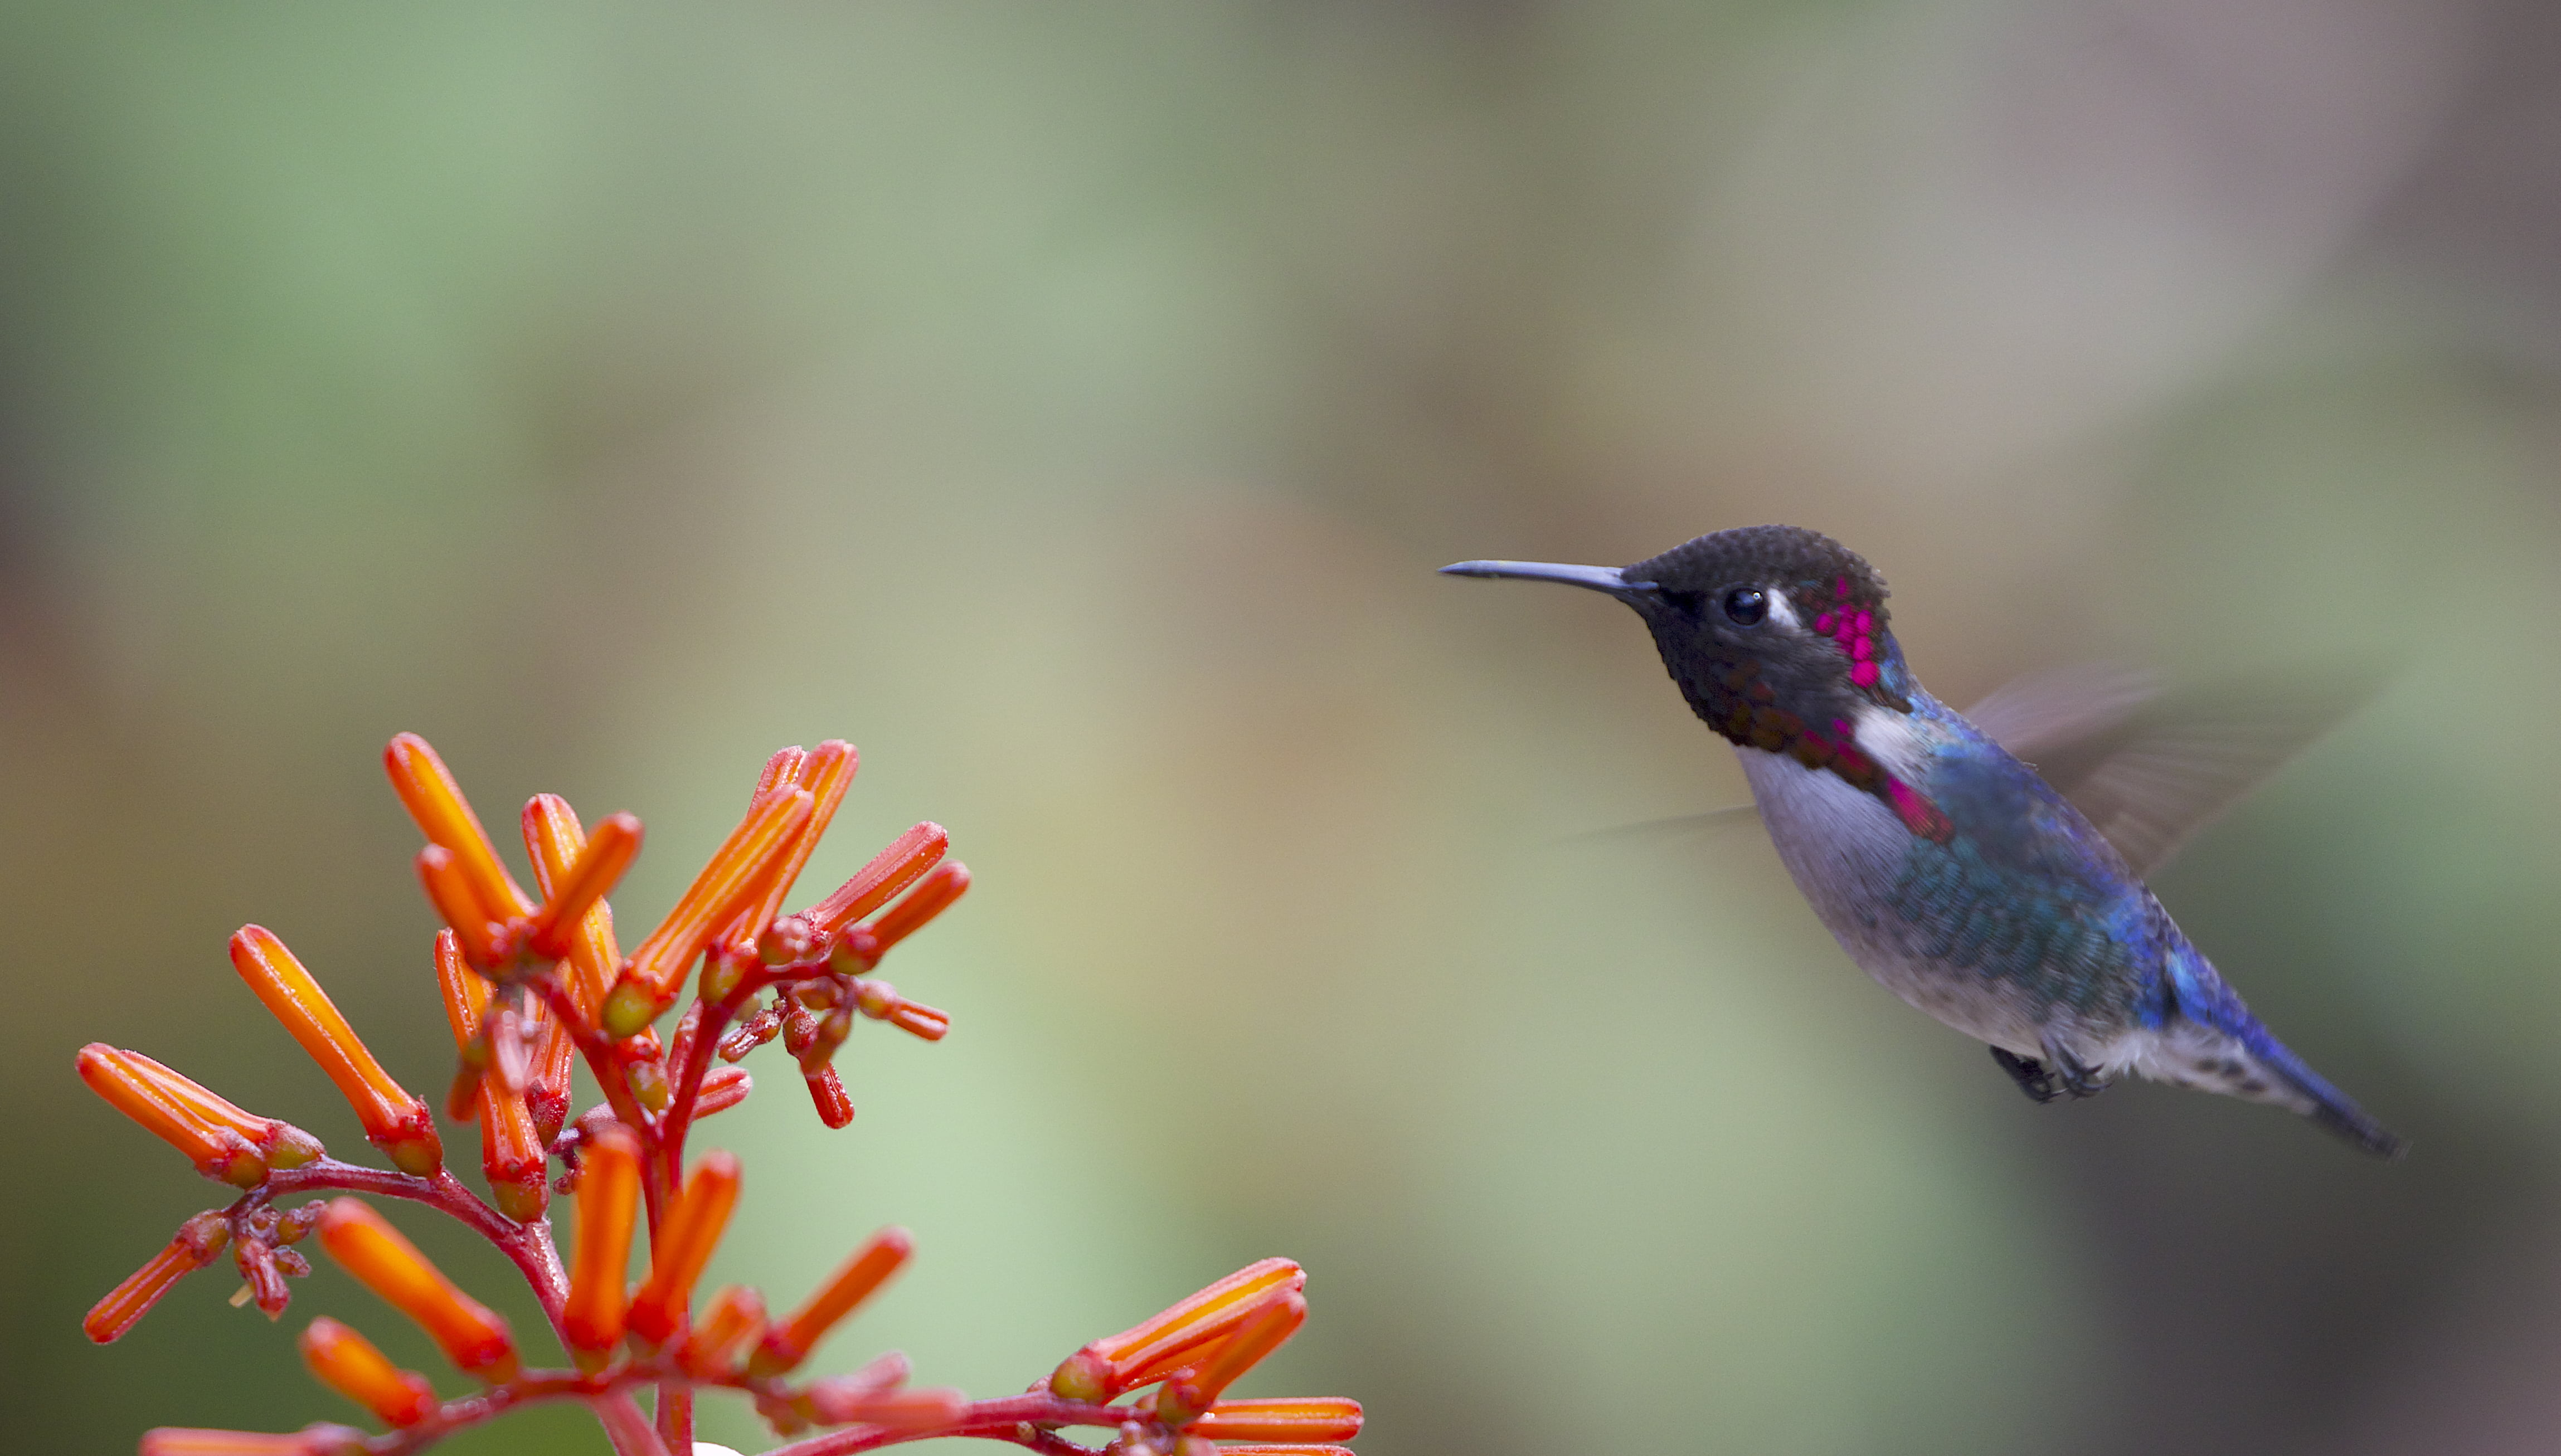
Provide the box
[7,2,2561,1452]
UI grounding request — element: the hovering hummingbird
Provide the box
[1444,525,2403,1157]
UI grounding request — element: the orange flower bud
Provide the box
[139,1430,365,1456]
[415,846,502,971]
[674,1283,766,1377]
[1050,1258,1305,1400]
[1157,1293,1306,1424]
[523,1006,576,1146]
[85,1212,231,1343]
[77,1045,324,1186]
[621,787,814,1009]
[477,1078,548,1223]
[563,1124,640,1363]
[527,811,642,960]
[432,931,493,1123]
[625,1151,742,1347]
[521,795,629,1022]
[231,927,441,1176]
[806,822,947,936]
[721,741,858,950]
[315,1199,516,1383]
[298,1317,437,1427]
[748,1226,911,1376]
[696,1066,752,1118]
[862,861,970,955]
[1188,1398,1364,1443]
[384,733,536,923]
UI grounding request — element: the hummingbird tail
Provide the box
[2144,1020,2407,1160]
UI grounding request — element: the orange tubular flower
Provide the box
[1156,1292,1308,1425]
[563,1124,640,1366]
[1188,1399,1364,1443]
[384,733,537,925]
[675,1284,767,1377]
[521,794,629,1022]
[230,927,441,1177]
[315,1199,517,1384]
[803,1064,856,1129]
[434,931,547,1219]
[86,1211,231,1343]
[1050,1258,1306,1401]
[625,1151,743,1347]
[861,861,970,955]
[414,845,502,971]
[298,1317,437,1428]
[719,741,856,953]
[606,788,814,1034]
[806,822,947,937]
[77,1045,325,1187]
[748,1225,912,1377]
[527,811,642,960]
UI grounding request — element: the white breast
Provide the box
[1736,745,2044,1054]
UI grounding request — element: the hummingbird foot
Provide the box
[1989,1046,2062,1104]
[1989,1044,2111,1103]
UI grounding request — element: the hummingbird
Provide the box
[1444,524,2404,1157]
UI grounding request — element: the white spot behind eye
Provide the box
[1763,587,1801,630]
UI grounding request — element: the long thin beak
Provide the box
[1438,559,1648,597]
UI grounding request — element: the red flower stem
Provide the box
[762,1395,1136,1456]
[530,977,660,1208]
[252,1162,565,1324]
[657,1383,693,1455]
[657,957,796,1185]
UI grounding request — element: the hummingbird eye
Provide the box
[1722,587,1768,626]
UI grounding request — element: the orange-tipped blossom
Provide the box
[78,1045,324,1186]
[748,1225,912,1377]
[385,733,536,924]
[563,1124,640,1364]
[609,787,815,1033]
[521,795,628,1021]
[415,845,502,971]
[231,927,441,1176]
[1051,1258,1306,1401]
[475,1082,548,1223]
[523,1007,576,1145]
[1188,1399,1364,1443]
[1157,1292,1307,1424]
[315,1199,517,1383]
[527,811,642,960]
[806,821,947,937]
[720,741,857,953]
[140,1430,365,1456]
[674,1283,766,1377]
[433,931,493,1123]
[86,1211,231,1343]
[861,860,970,956]
[625,1151,743,1347]
[852,979,950,1043]
[299,1317,437,1428]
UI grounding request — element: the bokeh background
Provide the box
[7,2,2561,1452]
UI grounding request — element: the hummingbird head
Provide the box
[1443,524,1914,770]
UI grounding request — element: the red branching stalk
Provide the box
[82,734,1362,1456]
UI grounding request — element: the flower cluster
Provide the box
[80,734,1361,1456]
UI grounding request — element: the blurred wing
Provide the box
[1966,663,2382,878]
